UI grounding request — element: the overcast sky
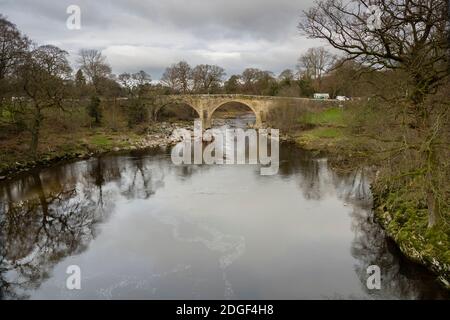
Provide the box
[1,0,326,79]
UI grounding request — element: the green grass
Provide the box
[301,107,345,127]
[295,108,347,150]
[87,132,139,150]
[310,127,343,138]
[301,127,344,140]
[89,135,113,148]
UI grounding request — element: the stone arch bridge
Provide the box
[148,94,340,128]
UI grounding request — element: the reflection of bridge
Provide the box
[152,94,339,128]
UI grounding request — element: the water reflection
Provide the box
[0,171,98,299]
[0,144,447,299]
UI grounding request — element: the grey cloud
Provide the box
[0,0,325,78]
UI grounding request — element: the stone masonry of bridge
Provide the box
[152,94,340,128]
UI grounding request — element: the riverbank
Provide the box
[0,121,190,180]
[286,107,450,290]
[372,186,450,290]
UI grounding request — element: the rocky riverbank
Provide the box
[0,121,191,181]
[372,186,450,290]
[0,117,254,181]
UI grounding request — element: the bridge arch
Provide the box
[206,100,262,128]
[154,101,201,122]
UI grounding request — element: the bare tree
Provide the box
[299,0,447,106]
[0,15,30,132]
[77,49,112,94]
[19,45,72,156]
[277,69,302,97]
[118,70,152,98]
[241,68,278,95]
[118,70,152,126]
[0,15,30,81]
[191,64,226,93]
[241,68,261,93]
[132,70,152,97]
[160,65,178,92]
[161,61,192,93]
[118,72,133,93]
[297,47,336,88]
[224,74,241,94]
[278,69,295,85]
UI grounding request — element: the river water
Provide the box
[0,117,448,300]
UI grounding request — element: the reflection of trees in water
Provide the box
[298,159,334,200]
[299,160,370,201]
[0,172,98,299]
[85,157,121,210]
[335,168,372,203]
[279,146,361,200]
[280,145,372,201]
[123,156,155,200]
[0,150,196,299]
[281,145,448,299]
[119,155,171,200]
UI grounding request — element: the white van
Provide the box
[313,93,330,100]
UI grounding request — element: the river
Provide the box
[0,117,448,300]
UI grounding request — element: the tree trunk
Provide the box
[30,108,42,157]
[410,85,441,229]
[427,189,439,228]
[426,144,440,228]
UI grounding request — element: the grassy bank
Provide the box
[295,107,346,151]
[0,122,185,178]
[0,99,201,178]
[291,106,450,289]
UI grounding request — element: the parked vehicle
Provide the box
[313,93,330,100]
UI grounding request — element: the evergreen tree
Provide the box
[75,69,86,87]
[87,95,102,125]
